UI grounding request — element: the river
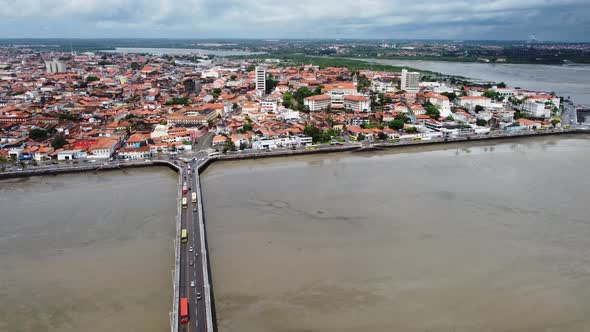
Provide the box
[362,58,590,106]
[0,168,177,332]
[101,47,265,56]
[202,135,590,332]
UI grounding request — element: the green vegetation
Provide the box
[476,119,488,127]
[303,124,340,143]
[357,74,371,92]
[86,76,100,82]
[29,128,48,141]
[223,136,236,152]
[58,113,78,121]
[165,97,191,105]
[51,135,67,149]
[130,62,142,70]
[260,54,426,73]
[425,102,441,119]
[388,119,405,130]
[406,126,418,133]
[551,119,561,127]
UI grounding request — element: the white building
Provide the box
[260,100,277,113]
[117,147,152,160]
[424,93,451,117]
[343,95,371,112]
[522,100,550,118]
[400,69,420,93]
[45,60,67,73]
[255,66,266,96]
[457,96,500,111]
[304,94,331,112]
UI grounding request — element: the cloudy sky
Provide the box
[0,0,589,41]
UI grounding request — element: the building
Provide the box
[45,60,67,73]
[343,95,371,112]
[304,94,331,112]
[183,78,201,94]
[260,100,277,113]
[118,146,152,160]
[401,69,420,93]
[423,92,452,117]
[255,66,266,96]
[522,99,550,118]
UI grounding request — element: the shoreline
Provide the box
[1,129,587,180]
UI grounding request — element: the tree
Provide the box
[239,141,248,150]
[232,103,239,112]
[86,76,99,82]
[303,124,323,143]
[130,62,141,70]
[406,126,418,133]
[245,65,255,72]
[230,75,237,81]
[441,92,458,102]
[165,97,191,105]
[357,75,371,92]
[474,105,485,113]
[497,82,507,88]
[51,135,67,149]
[207,119,214,128]
[265,76,279,94]
[446,115,455,121]
[29,128,48,141]
[357,133,365,141]
[212,88,222,98]
[388,119,404,130]
[377,132,388,140]
[476,119,488,127]
[551,119,561,127]
[223,137,236,152]
[282,91,293,109]
[513,110,522,120]
[425,103,441,119]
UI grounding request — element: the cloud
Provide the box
[0,0,588,41]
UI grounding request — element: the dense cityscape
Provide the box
[0,46,581,170]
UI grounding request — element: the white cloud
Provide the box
[0,0,588,40]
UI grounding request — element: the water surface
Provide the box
[0,168,177,332]
[203,135,590,332]
[363,58,590,106]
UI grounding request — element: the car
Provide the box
[196,292,202,300]
[191,281,195,287]
[195,252,198,257]
[189,260,194,266]
[193,208,197,212]
[189,246,193,252]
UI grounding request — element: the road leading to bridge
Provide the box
[178,159,211,332]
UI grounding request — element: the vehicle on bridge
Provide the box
[180,297,189,323]
[191,192,197,203]
[182,197,187,208]
[181,229,188,243]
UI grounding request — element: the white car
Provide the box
[189,246,193,252]
[190,281,195,287]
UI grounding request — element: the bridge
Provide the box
[172,156,215,332]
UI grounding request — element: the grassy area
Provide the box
[238,53,434,74]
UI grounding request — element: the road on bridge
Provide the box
[179,159,209,332]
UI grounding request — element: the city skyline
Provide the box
[0,0,589,42]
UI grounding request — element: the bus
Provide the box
[191,192,197,203]
[182,197,187,208]
[181,229,188,243]
[180,298,189,323]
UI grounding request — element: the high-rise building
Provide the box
[400,69,420,92]
[45,60,67,73]
[183,78,201,94]
[255,66,266,96]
